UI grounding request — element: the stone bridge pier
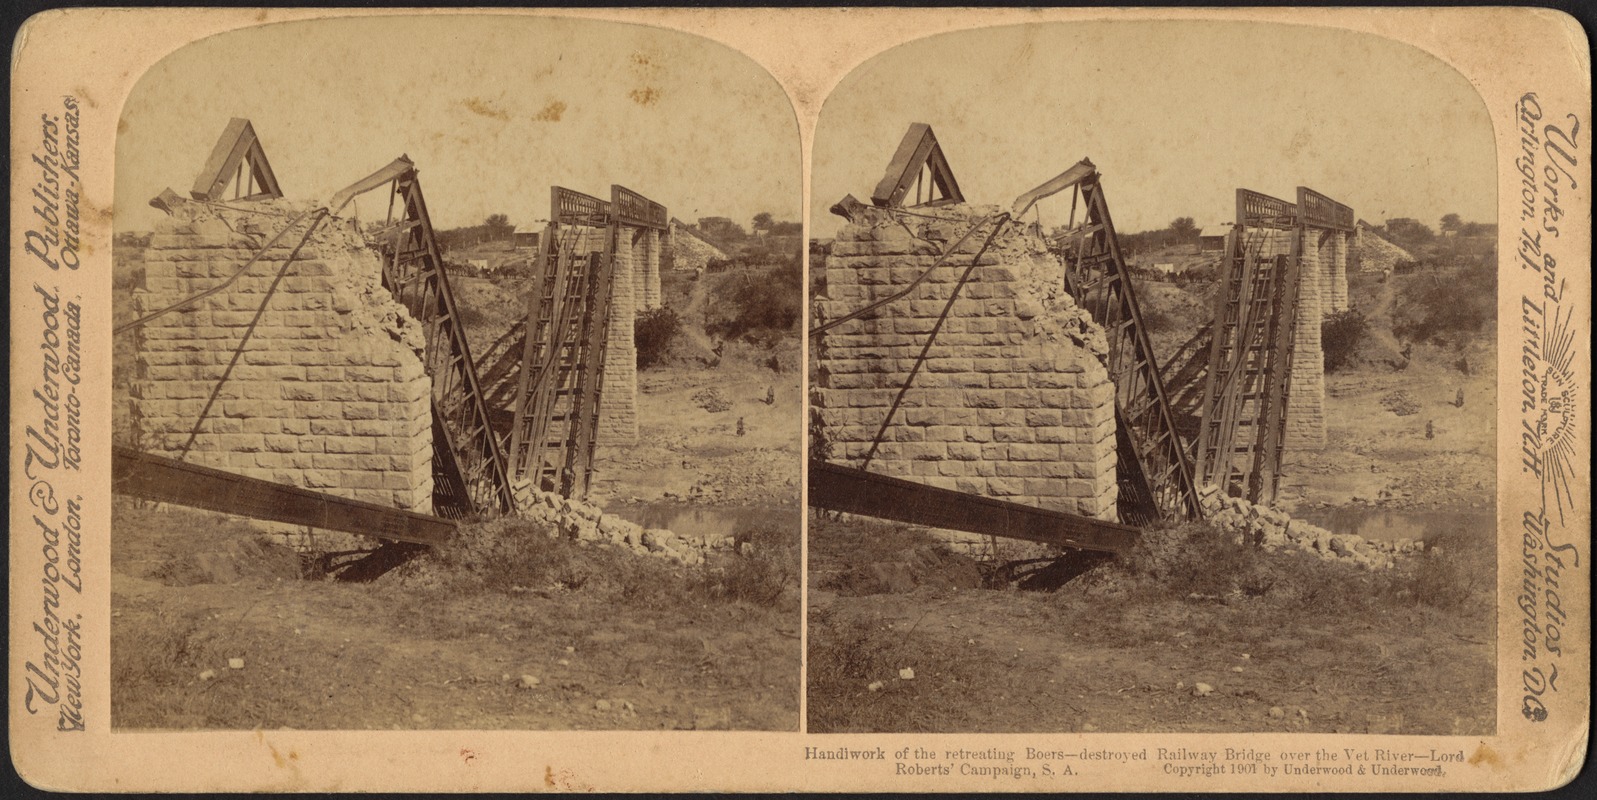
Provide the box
[814,204,1120,524]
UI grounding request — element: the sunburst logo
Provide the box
[1534,299,1579,525]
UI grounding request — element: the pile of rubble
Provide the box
[1198,485,1424,570]
[1355,223,1415,273]
[668,219,729,272]
[513,483,744,566]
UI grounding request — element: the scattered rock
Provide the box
[898,668,916,680]
[1230,666,1245,673]
[867,681,885,692]
[1269,706,1286,719]
[1380,390,1420,416]
[199,669,217,681]
[1081,722,1099,732]
[228,658,245,670]
[1193,683,1215,697]
[518,675,541,690]
[595,700,612,712]
[692,387,732,413]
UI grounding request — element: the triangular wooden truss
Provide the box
[870,123,964,209]
[190,118,283,202]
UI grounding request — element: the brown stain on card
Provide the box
[629,87,660,106]
[460,98,510,122]
[1468,743,1503,768]
[531,101,566,122]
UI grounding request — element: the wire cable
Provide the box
[858,213,1015,471]
[175,211,329,458]
[114,208,327,336]
[809,212,1006,338]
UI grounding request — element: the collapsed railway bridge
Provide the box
[114,119,676,555]
[808,123,1356,557]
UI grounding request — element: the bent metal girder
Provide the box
[811,130,1200,535]
[1047,162,1203,525]
[507,184,666,499]
[114,446,456,546]
[333,157,516,518]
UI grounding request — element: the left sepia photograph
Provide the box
[108,15,802,731]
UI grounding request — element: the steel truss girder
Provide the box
[360,159,514,517]
[507,184,665,499]
[1053,169,1203,525]
[190,118,283,202]
[1192,184,1350,506]
[872,122,965,209]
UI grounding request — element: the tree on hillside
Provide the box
[1169,216,1198,240]
[752,211,774,232]
[1440,213,1462,232]
[1384,217,1435,249]
[697,216,748,244]
[484,213,515,240]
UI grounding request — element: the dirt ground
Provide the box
[111,355,802,730]
[808,253,1498,735]
[592,355,802,508]
[111,261,803,731]
[807,578,1493,735]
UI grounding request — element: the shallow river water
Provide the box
[609,502,800,541]
[1295,506,1495,545]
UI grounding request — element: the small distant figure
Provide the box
[763,385,776,405]
[736,417,746,437]
[1425,420,1435,439]
[1454,388,1465,408]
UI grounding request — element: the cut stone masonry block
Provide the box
[130,197,435,549]
[815,203,1118,521]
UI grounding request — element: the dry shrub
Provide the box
[703,552,793,607]
[1060,519,1492,620]
[634,307,682,370]
[394,516,797,611]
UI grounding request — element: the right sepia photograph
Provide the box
[805,21,1497,734]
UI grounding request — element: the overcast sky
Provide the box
[116,15,799,233]
[811,21,1496,238]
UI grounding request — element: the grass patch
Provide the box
[391,515,798,615]
[1058,520,1493,619]
[807,604,996,732]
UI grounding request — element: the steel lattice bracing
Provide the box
[1051,165,1203,525]
[355,158,515,517]
[507,185,666,499]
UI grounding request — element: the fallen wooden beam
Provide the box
[112,445,456,547]
[808,460,1139,554]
